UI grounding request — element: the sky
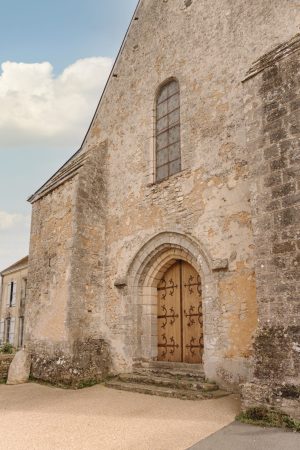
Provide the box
[0,0,138,270]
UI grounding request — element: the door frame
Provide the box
[124,232,217,372]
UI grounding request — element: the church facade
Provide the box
[26,0,300,418]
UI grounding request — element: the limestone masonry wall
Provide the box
[77,0,300,385]
[26,146,112,386]
[26,179,77,382]
[242,35,300,419]
[26,0,300,406]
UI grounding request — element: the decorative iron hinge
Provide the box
[158,305,179,329]
[157,278,178,300]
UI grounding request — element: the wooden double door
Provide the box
[157,260,204,364]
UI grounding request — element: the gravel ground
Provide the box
[0,383,240,450]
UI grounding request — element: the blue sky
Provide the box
[0,0,137,270]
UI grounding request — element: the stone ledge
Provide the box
[211,259,229,271]
[114,277,128,289]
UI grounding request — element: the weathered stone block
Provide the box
[30,339,111,387]
[7,350,31,385]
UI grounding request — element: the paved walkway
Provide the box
[0,383,239,450]
[189,422,300,450]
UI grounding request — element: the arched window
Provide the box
[156,79,181,182]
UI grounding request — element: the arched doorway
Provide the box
[125,231,215,369]
[157,260,203,364]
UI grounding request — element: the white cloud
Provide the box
[0,211,31,270]
[0,210,24,230]
[0,57,113,149]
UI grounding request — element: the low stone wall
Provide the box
[30,338,111,388]
[242,381,300,421]
[0,354,14,382]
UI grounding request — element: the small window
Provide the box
[22,278,27,298]
[156,79,181,182]
[7,281,16,307]
[5,318,10,343]
[6,317,15,344]
[21,278,27,308]
[18,317,25,348]
[0,320,4,345]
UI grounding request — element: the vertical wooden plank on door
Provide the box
[182,262,203,363]
[157,262,181,362]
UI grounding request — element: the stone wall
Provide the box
[77,0,300,384]
[0,355,14,382]
[242,35,300,419]
[26,146,112,386]
[26,178,78,383]
[0,260,28,349]
[26,0,300,391]
[69,141,108,346]
[30,339,111,387]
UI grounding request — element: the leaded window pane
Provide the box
[157,164,169,182]
[157,131,168,150]
[169,142,181,162]
[157,101,168,119]
[155,79,181,181]
[168,80,179,96]
[157,148,169,166]
[169,125,180,145]
[168,93,179,111]
[169,158,181,176]
[157,116,168,133]
[169,108,180,127]
[157,87,168,104]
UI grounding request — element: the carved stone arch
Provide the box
[125,232,218,369]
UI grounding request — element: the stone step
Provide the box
[118,373,218,391]
[133,367,206,380]
[105,380,229,401]
[136,361,204,372]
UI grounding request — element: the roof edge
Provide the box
[1,256,29,276]
[28,151,89,203]
[79,0,143,150]
[27,0,143,203]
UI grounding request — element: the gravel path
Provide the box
[0,383,239,450]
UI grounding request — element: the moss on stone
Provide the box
[236,407,300,432]
[278,385,300,400]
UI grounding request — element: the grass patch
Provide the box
[76,379,99,389]
[236,407,300,432]
[0,343,16,354]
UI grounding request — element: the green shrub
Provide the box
[236,407,300,432]
[0,343,15,354]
